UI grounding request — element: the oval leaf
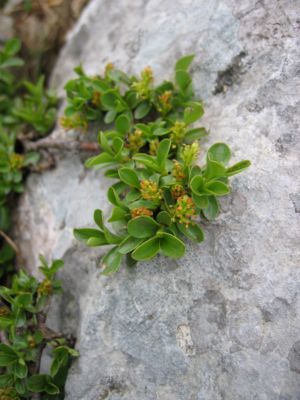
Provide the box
[118,168,140,188]
[204,180,230,196]
[177,223,204,242]
[184,102,204,125]
[175,54,195,72]
[159,232,185,258]
[190,175,205,196]
[128,216,159,238]
[101,247,122,275]
[115,114,131,134]
[118,236,144,254]
[157,139,171,168]
[226,160,251,176]
[134,101,151,119]
[208,143,231,164]
[202,196,219,220]
[132,237,160,261]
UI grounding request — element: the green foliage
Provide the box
[13,76,58,135]
[0,38,74,399]
[0,257,78,399]
[69,55,251,274]
[0,37,58,276]
[0,38,58,134]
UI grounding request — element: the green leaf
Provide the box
[204,156,226,180]
[115,114,131,134]
[101,247,122,275]
[5,38,21,55]
[156,139,171,168]
[0,344,18,366]
[184,127,208,141]
[175,54,195,71]
[190,175,205,196]
[101,90,119,110]
[85,152,115,169]
[108,206,128,222]
[205,180,230,196]
[98,132,112,154]
[128,216,160,239]
[14,360,28,379]
[94,209,104,230]
[125,189,140,203]
[86,237,108,246]
[134,101,151,119]
[50,348,69,377]
[159,232,185,258]
[112,137,124,155]
[156,211,172,226]
[105,168,119,179]
[184,102,204,125]
[0,373,13,388]
[1,57,24,68]
[132,237,160,261]
[45,382,60,395]
[73,228,105,243]
[118,236,144,254]
[0,316,13,330]
[192,193,208,209]
[103,227,123,245]
[15,378,26,395]
[177,223,204,242]
[118,168,140,188]
[15,293,32,307]
[133,154,160,172]
[208,143,231,164]
[107,186,125,208]
[104,109,117,124]
[226,160,251,176]
[202,196,219,220]
[27,375,48,393]
[175,70,191,91]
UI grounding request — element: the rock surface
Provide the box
[15,0,300,399]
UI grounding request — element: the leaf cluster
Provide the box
[70,55,251,274]
[0,257,78,399]
[0,38,58,275]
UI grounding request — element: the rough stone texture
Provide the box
[15,0,300,399]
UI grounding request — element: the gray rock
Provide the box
[15,0,300,399]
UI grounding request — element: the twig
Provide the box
[0,230,20,256]
[0,330,9,345]
[23,137,99,152]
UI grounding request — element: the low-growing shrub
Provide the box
[66,55,251,274]
[0,256,78,399]
[0,38,58,276]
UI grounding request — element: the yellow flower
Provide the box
[173,195,196,227]
[131,66,154,99]
[127,129,145,152]
[156,90,172,113]
[170,121,186,146]
[38,279,53,296]
[172,160,186,181]
[9,153,24,171]
[60,114,88,132]
[131,207,153,218]
[180,141,200,165]
[140,180,162,202]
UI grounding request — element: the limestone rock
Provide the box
[15,0,300,399]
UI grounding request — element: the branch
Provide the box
[0,230,20,256]
[23,137,99,152]
[0,330,9,345]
